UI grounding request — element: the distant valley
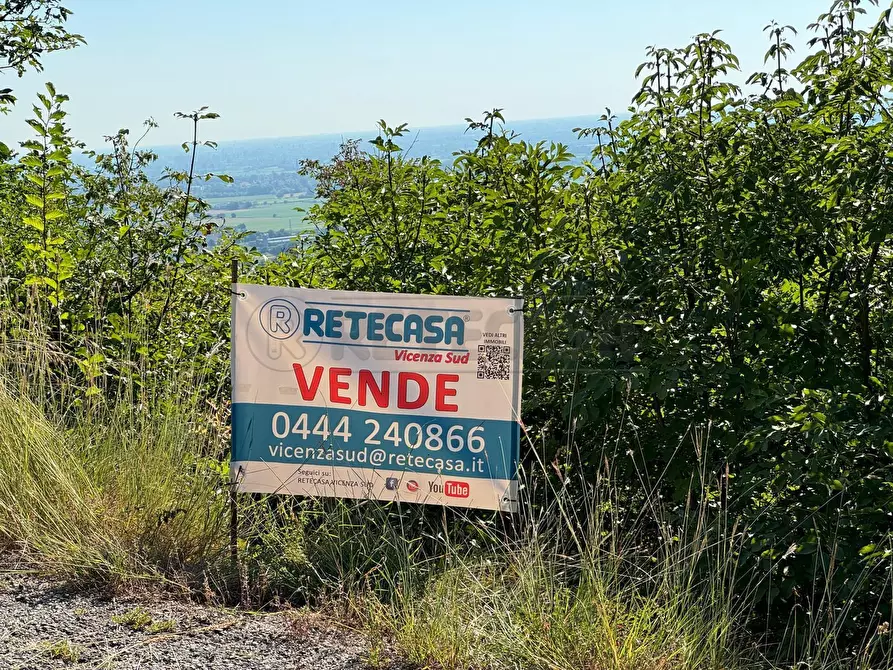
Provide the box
[141,115,616,255]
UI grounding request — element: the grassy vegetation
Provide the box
[111,607,176,633]
[1,336,889,669]
[2,311,886,670]
[370,512,744,670]
[206,193,316,232]
[111,607,154,631]
[0,353,228,583]
[40,640,83,663]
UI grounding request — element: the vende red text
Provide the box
[292,364,459,412]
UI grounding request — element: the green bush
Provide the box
[290,4,893,645]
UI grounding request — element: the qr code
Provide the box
[477,345,511,380]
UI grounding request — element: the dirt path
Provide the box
[0,568,399,669]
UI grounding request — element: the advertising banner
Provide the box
[231,284,523,511]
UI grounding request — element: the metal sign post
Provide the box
[229,259,240,578]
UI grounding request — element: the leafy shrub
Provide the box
[288,3,893,646]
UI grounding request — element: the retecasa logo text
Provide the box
[259,300,467,346]
[303,308,465,346]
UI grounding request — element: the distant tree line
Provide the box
[193,169,313,199]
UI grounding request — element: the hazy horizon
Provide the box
[144,112,613,150]
[135,114,609,182]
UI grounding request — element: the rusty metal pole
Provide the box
[229,259,239,577]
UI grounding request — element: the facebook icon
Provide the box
[385,477,398,491]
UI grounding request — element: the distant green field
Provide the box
[207,194,317,233]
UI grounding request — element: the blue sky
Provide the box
[1,0,827,147]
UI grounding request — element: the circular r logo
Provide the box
[259,298,301,340]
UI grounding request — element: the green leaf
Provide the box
[23,215,44,232]
[25,194,44,208]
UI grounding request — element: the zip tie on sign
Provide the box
[229,465,245,487]
[230,289,246,298]
[508,306,527,314]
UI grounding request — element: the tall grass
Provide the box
[358,459,747,670]
[385,551,738,670]
[0,320,890,668]
[359,479,892,670]
[0,327,228,583]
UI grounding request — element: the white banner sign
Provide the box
[231,284,523,511]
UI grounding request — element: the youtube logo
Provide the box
[444,481,470,499]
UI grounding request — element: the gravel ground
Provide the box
[0,567,402,670]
